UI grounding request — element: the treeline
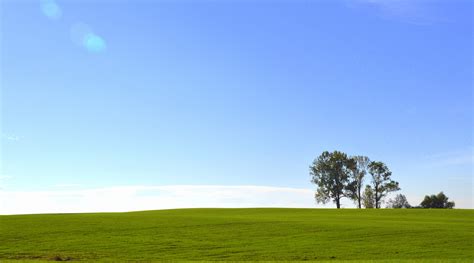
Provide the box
[385,192,455,209]
[309,151,455,209]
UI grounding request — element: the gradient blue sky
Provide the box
[1,0,472,212]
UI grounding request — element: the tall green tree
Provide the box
[386,194,411,208]
[362,185,375,208]
[310,151,352,209]
[420,192,455,208]
[346,156,371,208]
[368,161,400,208]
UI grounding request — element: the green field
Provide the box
[0,208,472,262]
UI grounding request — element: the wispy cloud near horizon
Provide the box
[0,185,320,215]
[2,184,470,215]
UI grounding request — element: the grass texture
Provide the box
[0,208,472,262]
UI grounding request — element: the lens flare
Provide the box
[70,23,107,53]
[41,0,62,20]
[70,23,92,45]
[84,33,107,53]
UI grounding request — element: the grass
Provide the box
[0,208,472,262]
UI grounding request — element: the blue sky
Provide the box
[1,0,472,213]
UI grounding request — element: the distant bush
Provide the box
[420,192,455,209]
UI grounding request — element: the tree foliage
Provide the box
[368,161,400,208]
[310,151,352,209]
[310,151,400,209]
[386,194,411,208]
[420,192,455,209]
[362,185,375,208]
[346,156,370,208]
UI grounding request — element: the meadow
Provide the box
[0,208,472,262]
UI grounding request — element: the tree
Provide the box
[420,192,455,208]
[346,156,370,208]
[368,161,400,208]
[362,185,375,208]
[310,151,352,209]
[386,194,411,208]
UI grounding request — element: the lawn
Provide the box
[0,208,472,262]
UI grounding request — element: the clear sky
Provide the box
[1,0,472,213]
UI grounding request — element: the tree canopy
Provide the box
[420,192,455,209]
[310,151,401,209]
[346,156,370,209]
[309,150,454,209]
[368,161,400,208]
[310,151,352,209]
[362,185,375,208]
[386,194,411,208]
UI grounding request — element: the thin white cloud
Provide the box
[0,175,12,190]
[1,133,21,141]
[0,185,341,215]
[52,183,83,188]
[347,0,444,25]
[0,175,12,180]
[424,148,474,167]
[1,184,471,215]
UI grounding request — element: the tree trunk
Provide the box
[375,184,379,209]
[357,185,361,209]
[375,193,379,209]
[336,197,341,209]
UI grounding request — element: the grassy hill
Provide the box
[0,208,472,262]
